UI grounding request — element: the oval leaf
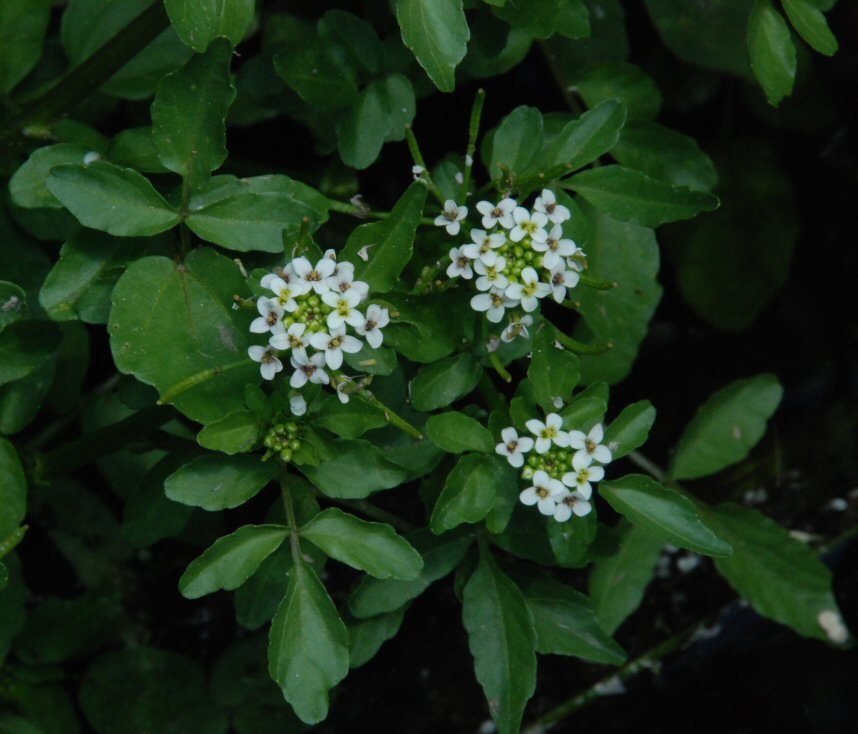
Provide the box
[411,353,482,412]
[425,411,494,454]
[604,400,656,460]
[431,454,513,534]
[164,454,277,511]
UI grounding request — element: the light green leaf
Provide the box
[340,184,426,292]
[425,411,494,454]
[197,410,260,454]
[46,162,180,237]
[671,374,783,480]
[566,165,719,227]
[300,508,423,580]
[0,0,52,94]
[529,328,580,411]
[431,454,513,533]
[782,0,838,55]
[151,38,235,189]
[348,608,405,668]
[599,474,732,556]
[0,320,61,387]
[9,144,90,209]
[165,454,277,511]
[589,522,663,633]
[0,439,26,541]
[274,37,359,109]
[268,557,350,724]
[604,400,656,460]
[165,0,255,52]
[411,353,482,412]
[350,529,473,618]
[748,0,796,106]
[493,0,590,40]
[179,525,289,599]
[486,105,544,185]
[186,175,330,253]
[704,503,845,642]
[109,248,258,423]
[300,439,407,499]
[395,0,470,92]
[462,544,536,734]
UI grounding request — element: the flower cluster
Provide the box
[262,420,302,464]
[496,414,613,522]
[439,190,586,334]
[247,253,389,394]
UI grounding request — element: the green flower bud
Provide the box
[279,449,293,463]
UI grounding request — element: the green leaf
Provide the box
[309,395,387,439]
[411,353,482,412]
[782,0,838,55]
[300,508,423,580]
[425,412,494,454]
[340,183,427,292]
[350,529,473,618]
[348,608,405,668]
[300,439,407,499]
[559,381,609,428]
[431,454,513,533]
[108,128,170,174]
[493,0,590,40]
[462,544,536,734]
[233,546,290,630]
[268,557,350,724]
[0,320,61,387]
[0,439,26,540]
[529,328,580,411]
[521,576,626,664]
[748,0,796,106]
[186,175,330,253]
[670,374,783,480]
[109,248,258,423]
[0,556,26,664]
[151,38,235,190]
[197,410,260,454]
[604,400,656,460]
[336,74,416,169]
[0,283,26,333]
[538,99,627,175]
[274,37,359,109]
[164,454,277,511]
[702,503,844,642]
[9,144,90,209]
[179,525,289,599]
[0,0,52,94]
[566,165,719,227]
[382,293,459,363]
[576,62,662,121]
[46,162,180,237]
[548,511,597,567]
[599,474,732,556]
[164,0,255,52]
[318,10,384,75]
[486,106,544,185]
[395,0,470,92]
[589,522,663,634]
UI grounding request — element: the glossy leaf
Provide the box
[599,474,732,556]
[0,0,52,94]
[411,353,482,412]
[0,439,26,540]
[431,454,513,533]
[493,0,590,40]
[671,374,783,480]
[0,320,61,387]
[274,37,359,108]
[604,400,656,460]
[197,410,260,454]
[529,328,580,411]
[548,511,597,567]
[576,62,662,121]
[425,411,494,454]
[9,144,89,209]
[538,99,627,175]
[348,608,405,668]
[748,0,796,106]
[487,106,544,185]
[164,0,255,52]
[164,454,277,511]
[782,0,838,55]
[309,395,387,439]
[300,439,407,499]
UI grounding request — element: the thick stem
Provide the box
[357,389,423,440]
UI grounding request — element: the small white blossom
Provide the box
[501,314,533,343]
[509,207,549,243]
[561,452,604,498]
[434,200,468,235]
[470,288,511,323]
[447,246,475,279]
[534,224,578,270]
[525,413,570,454]
[548,262,580,303]
[248,345,283,381]
[454,171,464,185]
[553,490,593,522]
[356,304,389,349]
[334,378,352,404]
[267,275,308,311]
[326,261,369,300]
[568,423,613,464]
[520,470,566,516]
[412,164,426,180]
[534,189,571,224]
[289,394,307,416]
[474,257,509,292]
[309,324,362,370]
[289,351,329,388]
[269,322,309,361]
[292,256,336,294]
[495,427,535,468]
[475,198,516,229]
[461,229,506,262]
[322,288,365,330]
[250,297,285,334]
[505,267,551,312]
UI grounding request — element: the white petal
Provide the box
[290,369,308,388]
[525,419,544,436]
[501,427,518,443]
[517,436,534,452]
[592,445,613,464]
[588,465,605,482]
[506,452,524,468]
[537,497,557,516]
[248,345,266,362]
[250,317,270,333]
[520,488,539,506]
[572,498,592,517]
[289,395,307,416]
[325,348,344,370]
[366,329,383,349]
[589,423,605,443]
[553,431,571,448]
[553,503,572,522]
[567,430,586,449]
[260,361,277,380]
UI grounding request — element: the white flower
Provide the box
[568,423,613,464]
[501,314,533,342]
[534,189,571,224]
[509,207,548,243]
[474,257,509,292]
[525,413,570,454]
[292,256,336,294]
[250,297,285,334]
[248,345,283,381]
[534,224,578,270]
[470,288,511,323]
[289,394,307,416]
[268,323,309,361]
[309,324,362,370]
[561,452,604,497]
[267,276,307,312]
[475,198,516,229]
[461,229,506,262]
[434,200,467,235]
[548,262,580,303]
[322,288,365,330]
[553,490,593,522]
[289,351,329,388]
[495,427,535,468]
[356,304,389,349]
[520,470,566,516]
[447,246,475,279]
[326,262,369,300]
[505,267,551,312]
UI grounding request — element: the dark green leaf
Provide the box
[748,0,796,106]
[9,144,89,209]
[382,293,459,363]
[0,320,60,387]
[538,99,627,175]
[576,62,662,121]
[0,439,26,540]
[529,327,580,411]
[164,0,255,52]
[233,546,291,631]
[0,556,26,664]
[108,128,170,173]
[309,395,387,439]
[197,410,261,454]
[425,411,494,454]
[604,400,656,459]
[348,608,405,668]
[0,282,26,332]
[487,106,544,185]
[274,38,359,108]
[559,381,609,428]
[671,374,783,480]
[431,454,513,533]
[411,354,482,412]
[164,454,277,511]
[782,0,838,55]
[300,439,407,498]
[0,0,52,94]
[318,10,384,75]
[493,0,590,40]
[548,510,597,567]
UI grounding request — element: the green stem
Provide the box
[157,359,251,406]
[326,198,435,226]
[627,450,670,484]
[281,476,302,562]
[413,260,445,294]
[357,389,423,440]
[1,1,169,150]
[580,273,618,290]
[405,126,446,206]
[553,329,613,355]
[488,351,512,383]
[461,88,486,201]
